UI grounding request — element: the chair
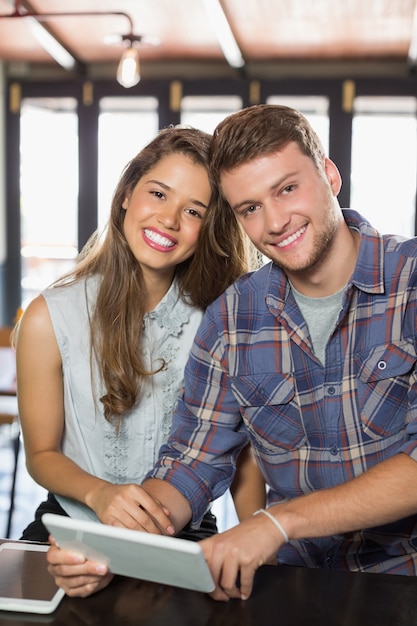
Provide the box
[0,326,20,538]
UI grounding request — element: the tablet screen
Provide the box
[0,543,65,614]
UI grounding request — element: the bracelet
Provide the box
[253,508,289,543]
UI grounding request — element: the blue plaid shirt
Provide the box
[149,209,417,574]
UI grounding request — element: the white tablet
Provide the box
[42,513,215,593]
[0,543,65,614]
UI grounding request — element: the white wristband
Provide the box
[253,508,289,543]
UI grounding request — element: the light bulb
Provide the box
[117,46,140,88]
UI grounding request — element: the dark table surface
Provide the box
[1,557,417,626]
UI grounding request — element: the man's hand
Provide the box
[200,512,284,601]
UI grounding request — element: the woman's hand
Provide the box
[46,538,114,597]
[87,482,176,535]
[46,485,177,598]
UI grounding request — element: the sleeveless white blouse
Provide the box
[42,275,203,521]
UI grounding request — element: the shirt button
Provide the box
[327,386,336,395]
[324,556,333,566]
[330,445,338,456]
[377,360,387,370]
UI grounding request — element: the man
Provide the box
[48,104,417,601]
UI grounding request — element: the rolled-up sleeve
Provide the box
[147,301,248,523]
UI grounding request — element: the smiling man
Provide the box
[144,104,417,598]
[46,105,417,603]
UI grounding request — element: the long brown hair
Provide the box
[51,126,250,421]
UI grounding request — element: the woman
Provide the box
[15,126,265,542]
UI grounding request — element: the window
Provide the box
[351,97,417,238]
[20,98,78,308]
[181,95,243,133]
[98,97,159,231]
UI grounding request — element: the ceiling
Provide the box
[0,0,416,81]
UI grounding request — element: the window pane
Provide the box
[20,98,78,308]
[351,97,417,238]
[98,97,159,230]
[181,95,243,133]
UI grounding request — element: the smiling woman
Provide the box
[121,152,210,307]
[13,125,261,544]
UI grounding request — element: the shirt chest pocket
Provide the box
[230,373,306,454]
[354,341,417,439]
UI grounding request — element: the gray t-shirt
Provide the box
[290,283,345,365]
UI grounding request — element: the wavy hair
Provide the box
[210,104,326,186]
[49,126,250,422]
